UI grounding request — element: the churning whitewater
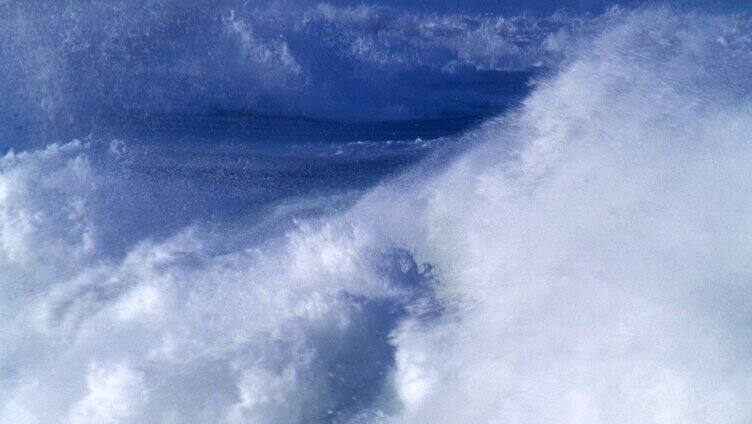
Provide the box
[2,2,752,423]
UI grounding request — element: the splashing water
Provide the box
[2,4,752,423]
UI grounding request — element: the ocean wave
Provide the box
[3,5,752,423]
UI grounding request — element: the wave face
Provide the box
[3,3,752,424]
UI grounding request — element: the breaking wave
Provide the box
[3,5,752,423]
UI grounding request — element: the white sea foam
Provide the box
[3,6,752,423]
[372,8,752,422]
